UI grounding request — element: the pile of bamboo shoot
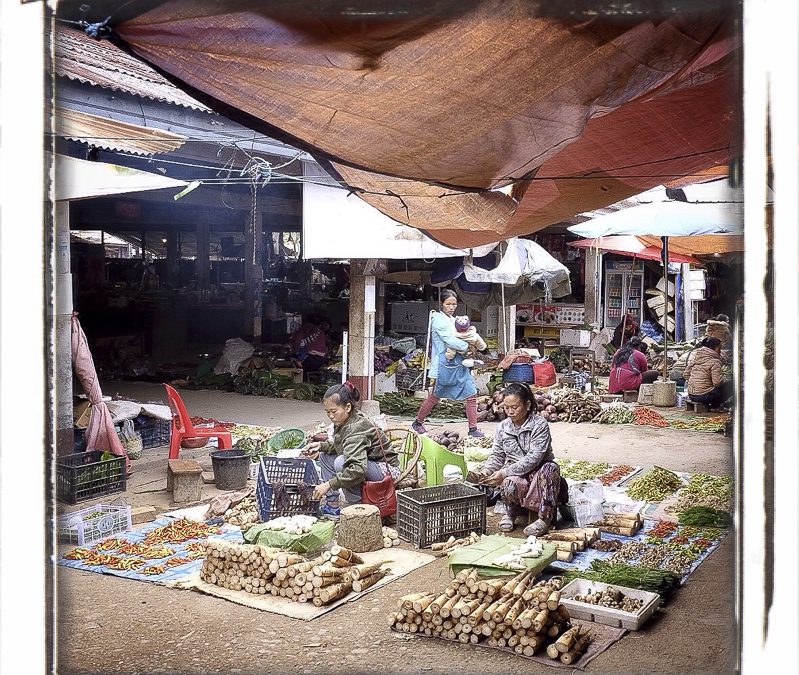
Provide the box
[545,625,592,665]
[430,532,481,556]
[389,569,586,660]
[200,541,390,606]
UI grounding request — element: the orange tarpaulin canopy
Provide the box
[108,1,740,246]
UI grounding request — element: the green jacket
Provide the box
[320,411,398,490]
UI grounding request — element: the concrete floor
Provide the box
[56,381,737,674]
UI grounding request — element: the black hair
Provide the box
[715,314,730,323]
[613,336,642,367]
[323,381,361,407]
[637,342,649,355]
[703,336,722,350]
[501,383,535,412]
[440,289,458,305]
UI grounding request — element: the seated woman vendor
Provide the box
[684,336,734,410]
[608,336,659,394]
[471,383,568,537]
[302,382,399,518]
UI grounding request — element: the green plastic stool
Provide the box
[417,435,467,487]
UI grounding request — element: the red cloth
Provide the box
[608,350,648,394]
[289,323,327,356]
[71,314,130,473]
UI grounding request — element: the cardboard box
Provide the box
[560,328,592,347]
[273,367,304,383]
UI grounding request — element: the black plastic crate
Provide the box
[396,368,424,391]
[397,483,486,548]
[255,457,321,522]
[256,482,321,522]
[133,415,172,449]
[56,450,127,505]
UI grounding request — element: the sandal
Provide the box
[523,518,552,538]
[499,513,515,532]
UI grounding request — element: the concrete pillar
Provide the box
[681,263,694,341]
[347,261,376,398]
[584,249,601,327]
[244,201,264,346]
[196,222,210,289]
[54,202,73,455]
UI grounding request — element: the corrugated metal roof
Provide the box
[55,25,212,112]
[56,107,187,155]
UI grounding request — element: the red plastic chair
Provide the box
[163,384,233,460]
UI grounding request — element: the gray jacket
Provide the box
[482,413,554,478]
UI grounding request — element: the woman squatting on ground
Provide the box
[302,382,399,518]
[471,383,568,537]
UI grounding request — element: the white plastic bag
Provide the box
[214,338,255,376]
[567,480,605,526]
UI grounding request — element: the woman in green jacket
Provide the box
[303,382,399,518]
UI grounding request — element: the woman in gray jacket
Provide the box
[473,383,568,536]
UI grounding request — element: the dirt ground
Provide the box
[56,382,737,674]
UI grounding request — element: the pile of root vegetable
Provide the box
[200,541,391,605]
[390,570,593,665]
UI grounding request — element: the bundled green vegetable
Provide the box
[677,506,731,528]
[561,559,681,597]
[375,392,467,419]
[625,466,683,503]
[557,459,611,481]
[593,405,635,425]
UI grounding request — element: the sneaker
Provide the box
[468,427,485,438]
[411,420,428,435]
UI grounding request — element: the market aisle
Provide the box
[101,380,323,429]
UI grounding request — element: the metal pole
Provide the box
[500,282,507,353]
[421,310,434,391]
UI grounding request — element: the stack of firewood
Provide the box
[389,568,591,663]
[200,541,389,606]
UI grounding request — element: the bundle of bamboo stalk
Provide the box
[200,541,390,606]
[389,569,588,661]
[538,527,601,562]
[594,513,643,537]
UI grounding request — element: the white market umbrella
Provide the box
[568,199,743,380]
[54,153,187,201]
[568,200,742,238]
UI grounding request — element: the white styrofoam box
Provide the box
[374,372,398,395]
[560,329,592,347]
[389,302,437,333]
[655,278,675,297]
[653,303,675,318]
[559,579,660,630]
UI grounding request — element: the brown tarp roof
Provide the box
[110,1,740,246]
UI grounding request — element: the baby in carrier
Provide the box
[445,316,487,368]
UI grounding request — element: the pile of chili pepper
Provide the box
[599,464,636,486]
[649,520,678,538]
[143,518,221,545]
[190,416,235,431]
[633,407,669,427]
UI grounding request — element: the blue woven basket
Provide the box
[503,362,534,383]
